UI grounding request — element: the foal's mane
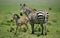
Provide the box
[14,14,20,19]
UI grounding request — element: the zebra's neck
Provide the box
[25,9,31,17]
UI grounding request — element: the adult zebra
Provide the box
[20,4,48,35]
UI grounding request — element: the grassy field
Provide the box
[0,0,60,38]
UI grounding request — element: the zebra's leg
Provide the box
[44,23,47,35]
[31,24,34,34]
[41,24,44,35]
[30,22,34,34]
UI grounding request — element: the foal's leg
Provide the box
[15,25,18,35]
[18,24,22,34]
[25,23,28,32]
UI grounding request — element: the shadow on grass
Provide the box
[52,19,57,23]
[47,22,52,25]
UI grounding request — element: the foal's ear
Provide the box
[20,4,22,6]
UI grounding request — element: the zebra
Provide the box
[20,4,48,35]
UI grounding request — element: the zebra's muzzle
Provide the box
[20,13,23,16]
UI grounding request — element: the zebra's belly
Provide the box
[33,18,44,24]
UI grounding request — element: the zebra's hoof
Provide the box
[45,33,47,35]
[31,32,34,34]
[41,33,44,35]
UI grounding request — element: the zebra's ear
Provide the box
[20,4,22,6]
[23,3,26,6]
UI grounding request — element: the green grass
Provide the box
[0,0,60,38]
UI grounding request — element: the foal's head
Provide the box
[13,14,20,20]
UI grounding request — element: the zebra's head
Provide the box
[20,3,33,16]
[20,4,27,16]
